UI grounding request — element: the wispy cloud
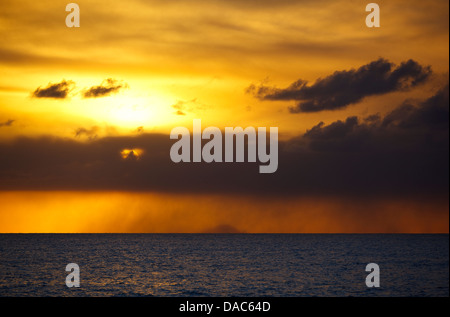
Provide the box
[74,126,100,140]
[171,98,207,116]
[0,119,15,127]
[83,78,128,98]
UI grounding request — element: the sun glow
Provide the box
[120,148,144,159]
[94,94,165,127]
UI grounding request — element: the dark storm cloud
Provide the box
[32,80,74,99]
[83,78,128,98]
[0,84,448,198]
[302,116,370,152]
[302,83,449,152]
[247,59,432,112]
[382,82,449,130]
[0,119,15,127]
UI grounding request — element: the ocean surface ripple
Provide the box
[0,234,448,297]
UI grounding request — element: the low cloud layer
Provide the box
[83,78,128,98]
[32,80,74,99]
[247,59,432,112]
[1,83,448,199]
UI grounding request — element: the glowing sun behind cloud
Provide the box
[120,148,144,159]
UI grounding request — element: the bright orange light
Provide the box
[0,192,448,233]
[120,148,144,159]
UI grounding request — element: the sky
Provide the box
[0,0,448,233]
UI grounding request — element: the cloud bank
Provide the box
[1,83,448,199]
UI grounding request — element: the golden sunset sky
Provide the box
[0,0,448,232]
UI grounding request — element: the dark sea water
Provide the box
[0,234,448,297]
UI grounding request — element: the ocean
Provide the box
[0,234,448,297]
